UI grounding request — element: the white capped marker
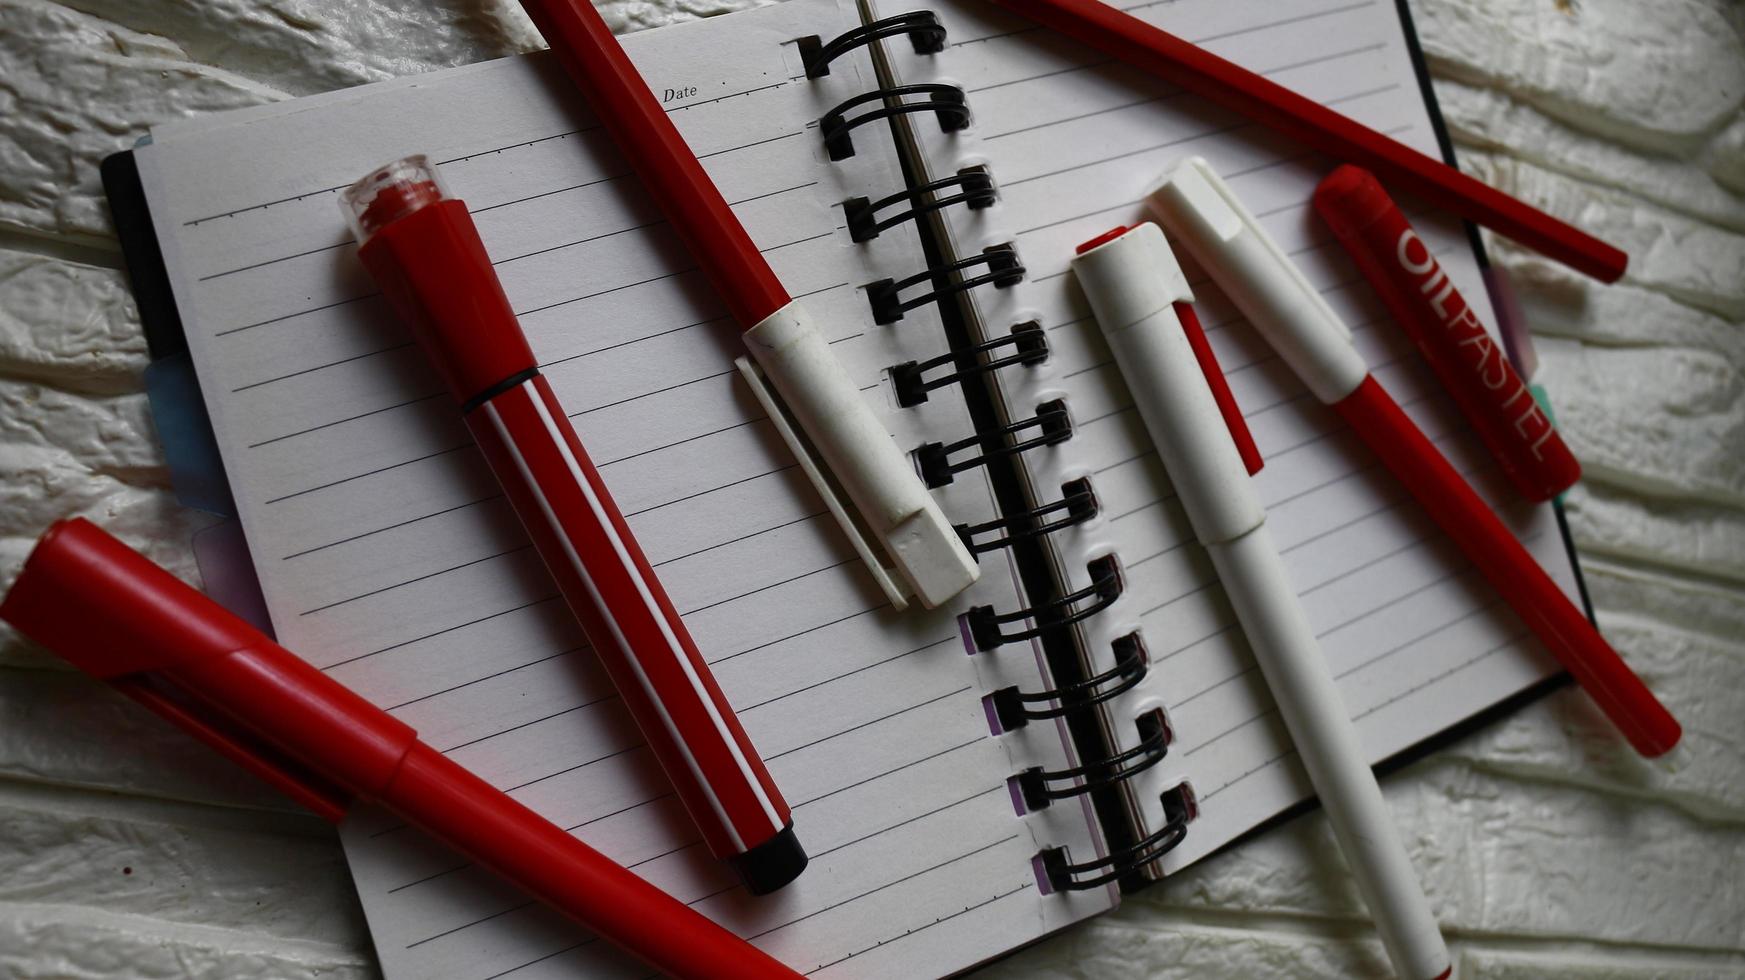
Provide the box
[1071,221,1451,980]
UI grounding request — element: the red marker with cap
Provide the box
[1149,157,1681,761]
[342,156,805,894]
[0,518,802,980]
[1314,165,1580,503]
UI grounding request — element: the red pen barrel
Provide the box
[384,742,794,980]
[981,0,1627,283]
[0,518,803,980]
[1334,378,1681,757]
[466,374,802,888]
[517,0,790,328]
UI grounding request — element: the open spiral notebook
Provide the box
[106,0,1579,975]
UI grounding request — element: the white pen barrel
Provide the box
[1073,225,1260,542]
[1209,529,1450,980]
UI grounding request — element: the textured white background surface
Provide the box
[0,0,1741,976]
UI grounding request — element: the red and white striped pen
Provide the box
[341,157,805,894]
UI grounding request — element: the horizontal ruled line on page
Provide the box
[246,391,444,449]
[808,786,1005,862]
[297,544,533,617]
[709,601,892,667]
[792,736,986,809]
[478,941,590,980]
[804,882,1034,975]
[682,557,857,617]
[198,238,353,281]
[966,11,1382,99]
[766,687,973,762]
[439,691,621,753]
[1163,536,1544,756]
[739,635,959,713]
[997,92,1405,191]
[500,738,646,793]
[230,341,415,393]
[218,292,378,338]
[385,645,582,711]
[749,833,1019,941]
[183,79,792,227]
[568,791,674,832]
[201,176,812,285]
[469,171,630,215]
[404,900,537,950]
[282,494,507,561]
[1190,630,1528,801]
[263,443,473,505]
[949,0,1364,47]
[323,595,562,670]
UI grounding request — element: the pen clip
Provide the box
[1166,158,1351,343]
[0,518,358,824]
[114,674,353,822]
[1173,301,1263,476]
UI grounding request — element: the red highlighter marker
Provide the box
[515,0,979,612]
[0,519,801,980]
[1149,158,1681,759]
[1314,166,1580,503]
[342,158,805,894]
[978,0,1627,283]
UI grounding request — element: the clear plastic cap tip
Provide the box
[340,155,451,245]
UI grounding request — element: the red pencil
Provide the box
[980,0,1628,284]
[341,158,805,894]
[516,0,980,610]
[0,518,802,980]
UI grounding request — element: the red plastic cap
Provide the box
[1076,225,1132,255]
[341,156,450,246]
[0,518,262,679]
[355,193,538,407]
[1312,165,1392,242]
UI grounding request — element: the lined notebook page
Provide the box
[133,0,1115,974]
[880,0,1571,867]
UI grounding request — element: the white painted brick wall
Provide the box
[0,0,1738,976]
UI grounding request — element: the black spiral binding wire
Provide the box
[956,473,1095,554]
[987,629,1146,731]
[867,243,1024,325]
[1014,706,1172,811]
[809,12,1191,889]
[845,166,997,243]
[822,84,970,161]
[1039,781,1199,891]
[915,397,1070,489]
[799,12,948,79]
[892,320,1045,407]
[965,551,1121,651]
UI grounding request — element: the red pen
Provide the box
[0,519,803,980]
[515,0,979,611]
[978,0,1627,284]
[342,158,804,894]
[1149,158,1680,759]
[1314,166,1581,503]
